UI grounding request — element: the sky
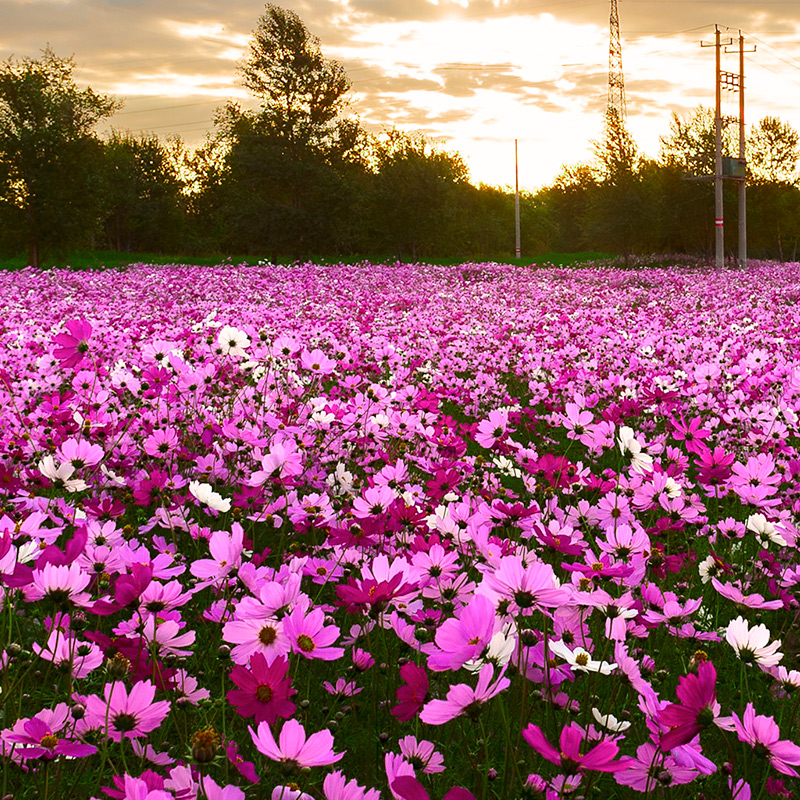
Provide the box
[3,0,800,190]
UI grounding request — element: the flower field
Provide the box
[2,259,800,800]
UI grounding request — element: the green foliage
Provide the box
[746,116,799,185]
[101,132,186,252]
[367,130,469,260]
[0,47,120,266]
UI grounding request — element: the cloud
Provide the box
[2,0,800,188]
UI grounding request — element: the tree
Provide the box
[583,110,652,262]
[101,132,186,252]
[238,4,351,153]
[747,116,799,185]
[368,130,469,260]
[0,47,120,265]
[208,5,369,259]
[659,106,739,176]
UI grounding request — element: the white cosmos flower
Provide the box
[617,426,653,474]
[464,624,517,673]
[217,325,250,357]
[548,639,617,674]
[189,480,231,513]
[725,615,783,667]
[38,455,88,493]
[591,708,631,732]
[746,514,787,547]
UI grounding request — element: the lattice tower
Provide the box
[607,0,626,121]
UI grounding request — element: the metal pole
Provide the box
[515,139,521,259]
[738,31,747,268]
[715,25,724,268]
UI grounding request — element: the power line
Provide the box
[112,99,230,116]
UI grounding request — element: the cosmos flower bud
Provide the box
[192,726,220,763]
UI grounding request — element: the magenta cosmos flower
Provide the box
[523,723,628,775]
[84,680,170,742]
[1,703,96,761]
[391,662,429,722]
[659,660,722,751]
[53,319,92,368]
[721,703,800,777]
[227,652,296,724]
[391,776,476,800]
[249,718,344,769]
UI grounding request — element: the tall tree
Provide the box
[211,5,367,259]
[0,47,119,265]
[237,4,351,154]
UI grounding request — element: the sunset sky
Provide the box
[3,0,800,189]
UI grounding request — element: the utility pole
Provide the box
[515,139,521,259]
[735,31,748,267]
[700,26,731,267]
[714,25,724,268]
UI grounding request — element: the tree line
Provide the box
[1,6,799,267]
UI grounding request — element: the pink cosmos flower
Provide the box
[523,722,628,774]
[190,523,245,586]
[53,319,92,368]
[32,628,103,678]
[730,454,781,507]
[479,556,569,615]
[669,414,711,455]
[283,604,345,661]
[300,347,337,375]
[143,428,181,458]
[324,770,382,800]
[352,485,396,519]
[56,438,104,469]
[711,578,784,610]
[1,703,96,761]
[398,736,445,773]
[28,562,93,608]
[336,572,418,616]
[475,408,509,448]
[249,718,344,768]
[140,615,196,658]
[222,615,291,665]
[615,742,698,791]
[84,679,170,742]
[720,703,800,776]
[659,660,722,751]
[425,592,497,671]
[323,678,362,697]
[695,446,735,488]
[250,438,304,484]
[419,663,510,724]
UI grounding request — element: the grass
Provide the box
[0,249,614,271]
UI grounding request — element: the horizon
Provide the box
[3,1,800,190]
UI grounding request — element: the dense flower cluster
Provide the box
[1,259,800,799]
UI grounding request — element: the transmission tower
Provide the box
[607,0,626,122]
